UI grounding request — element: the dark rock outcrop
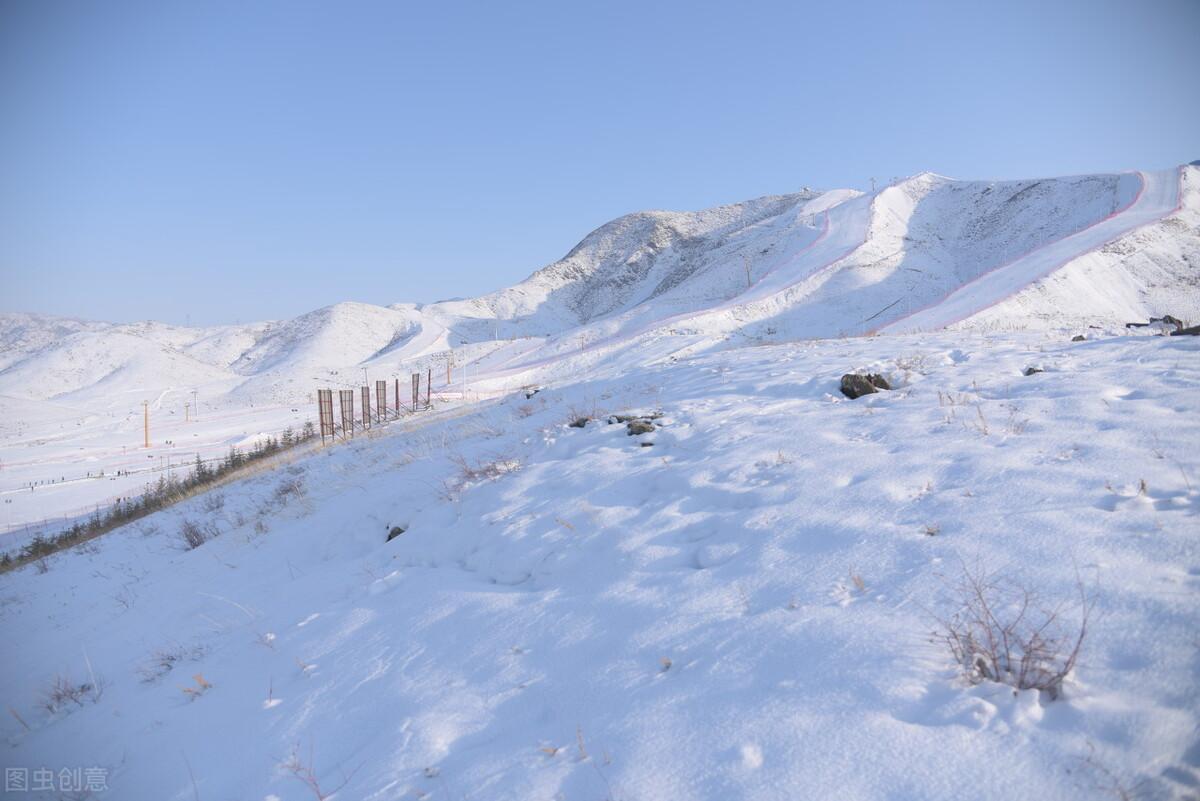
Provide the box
[840,373,890,399]
[1126,315,1185,332]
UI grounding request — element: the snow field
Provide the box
[1,331,1197,800]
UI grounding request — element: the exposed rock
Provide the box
[1126,315,1185,332]
[840,373,890,399]
[524,387,541,399]
[1071,335,1086,342]
[609,412,663,424]
[386,525,406,542]
[1023,366,1044,376]
[627,419,656,435]
[568,417,589,428]
[1171,325,1200,336]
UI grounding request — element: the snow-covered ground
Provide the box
[2,162,1199,799]
[1,330,1198,799]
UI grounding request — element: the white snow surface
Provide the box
[2,164,1199,798]
[1,331,1198,800]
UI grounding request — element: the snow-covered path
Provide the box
[876,168,1184,334]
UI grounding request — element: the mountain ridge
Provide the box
[1,165,1196,403]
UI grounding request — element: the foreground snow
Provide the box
[2,331,1197,799]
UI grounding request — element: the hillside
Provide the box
[1,165,1196,538]
[2,330,1197,799]
[1,165,1194,408]
[2,162,1199,800]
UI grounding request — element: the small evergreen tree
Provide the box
[194,454,209,483]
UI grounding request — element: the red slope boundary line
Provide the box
[870,168,1185,334]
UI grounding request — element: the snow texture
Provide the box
[1,163,1199,800]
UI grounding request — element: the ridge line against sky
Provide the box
[1,0,1197,326]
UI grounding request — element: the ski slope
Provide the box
[877,168,1185,334]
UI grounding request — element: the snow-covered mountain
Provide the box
[2,165,1196,406]
[4,330,1199,800]
[3,167,1200,801]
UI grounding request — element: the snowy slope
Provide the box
[2,331,1198,800]
[0,164,1196,531]
[0,330,235,404]
[2,165,1194,405]
[959,167,1200,331]
[424,191,825,331]
[3,162,1200,800]
[0,314,108,372]
[229,303,424,377]
[879,169,1181,333]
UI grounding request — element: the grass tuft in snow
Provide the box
[41,673,103,715]
[440,453,523,500]
[138,644,210,683]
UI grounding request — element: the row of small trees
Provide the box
[1,422,317,572]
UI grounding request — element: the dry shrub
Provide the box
[450,453,521,484]
[200,493,226,513]
[440,453,522,500]
[936,562,1092,699]
[273,477,306,504]
[179,519,221,550]
[41,674,102,714]
[565,400,603,428]
[282,743,357,800]
[139,644,209,683]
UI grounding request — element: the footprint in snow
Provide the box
[1096,484,1197,514]
[893,683,998,730]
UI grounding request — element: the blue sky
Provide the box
[2,0,1197,326]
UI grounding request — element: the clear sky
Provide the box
[2,0,1197,327]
